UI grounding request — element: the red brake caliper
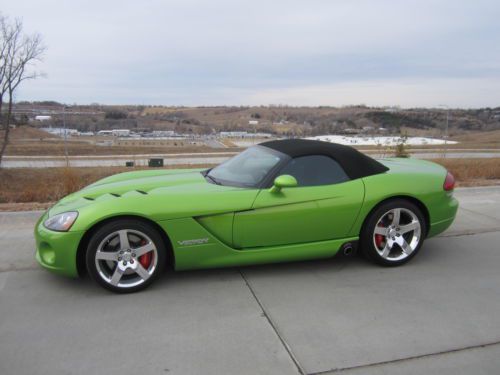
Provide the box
[375,224,385,248]
[138,240,153,268]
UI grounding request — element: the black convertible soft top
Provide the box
[260,139,389,180]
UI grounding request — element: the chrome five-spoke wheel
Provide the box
[95,229,158,288]
[361,199,426,266]
[373,208,421,262]
[86,219,166,293]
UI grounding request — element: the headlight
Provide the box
[43,211,78,232]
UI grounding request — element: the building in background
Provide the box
[35,115,52,121]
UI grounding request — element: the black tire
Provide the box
[86,219,167,293]
[360,199,427,267]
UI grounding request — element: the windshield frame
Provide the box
[203,145,290,188]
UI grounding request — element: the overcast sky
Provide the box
[3,0,500,107]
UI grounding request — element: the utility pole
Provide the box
[438,104,449,158]
[63,105,69,167]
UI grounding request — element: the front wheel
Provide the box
[360,199,426,266]
[86,219,166,293]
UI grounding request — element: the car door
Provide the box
[233,155,365,249]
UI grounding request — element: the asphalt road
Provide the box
[1,186,500,374]
[3,151,500,168]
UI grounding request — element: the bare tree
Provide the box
[0,14,45,167]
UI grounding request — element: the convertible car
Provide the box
[35,139,458,293]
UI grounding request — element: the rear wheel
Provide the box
[360,199,426,266]
[86,219,166,293]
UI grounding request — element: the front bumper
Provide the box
[34,211,84,278]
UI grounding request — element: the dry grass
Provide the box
[0,126,57,140]
[0,164,215,206]
[1,127,234,156]
[0,167,112,204]
[452,129,500,144]
[219,138,237,147]
[1,158,499,210]
[5,140,220,156]
[430,158,500,187]
[141,107,199,115]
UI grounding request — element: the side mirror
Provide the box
[270,174,298,193]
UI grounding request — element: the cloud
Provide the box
[244,78,500,108]
[4,0,500,106]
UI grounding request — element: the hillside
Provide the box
[10,102,500,137]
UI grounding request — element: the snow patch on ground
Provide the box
[307,135,457,146]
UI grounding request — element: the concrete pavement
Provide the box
[1,186,500,374]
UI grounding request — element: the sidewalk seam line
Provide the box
[438,228,500,238]
[0,266,40,273]
[309,340,500,374]
[239,270,306,375]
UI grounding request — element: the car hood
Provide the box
[82,168,210,196]
[49,169,257,223]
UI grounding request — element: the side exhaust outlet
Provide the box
[340,242,357,257]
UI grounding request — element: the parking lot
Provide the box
[1,186,500,375]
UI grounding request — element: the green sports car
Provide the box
[35,139,458,293]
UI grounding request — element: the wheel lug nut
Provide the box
[118,256,122,261]
[392,236,395,240]
[123,261,127,266]
[130,259,134,264]
[132,253,136,257]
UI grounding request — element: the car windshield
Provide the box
[206,146,285,187]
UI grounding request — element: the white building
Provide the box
[219,131,272,138]
[97,130,113,136]
[219,131,249,138]
[97,129,130,136]
[112,129,130,137]
[152,130,175,137]
[41,127,78,136]
[35,115,52,121]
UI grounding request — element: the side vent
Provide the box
[83,197,94,201]
[136,190,148,195]
[110,193,121,197]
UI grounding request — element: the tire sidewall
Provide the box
[86,219,167,293]
[361,199,427,266]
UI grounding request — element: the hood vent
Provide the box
[83,190,148,201]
